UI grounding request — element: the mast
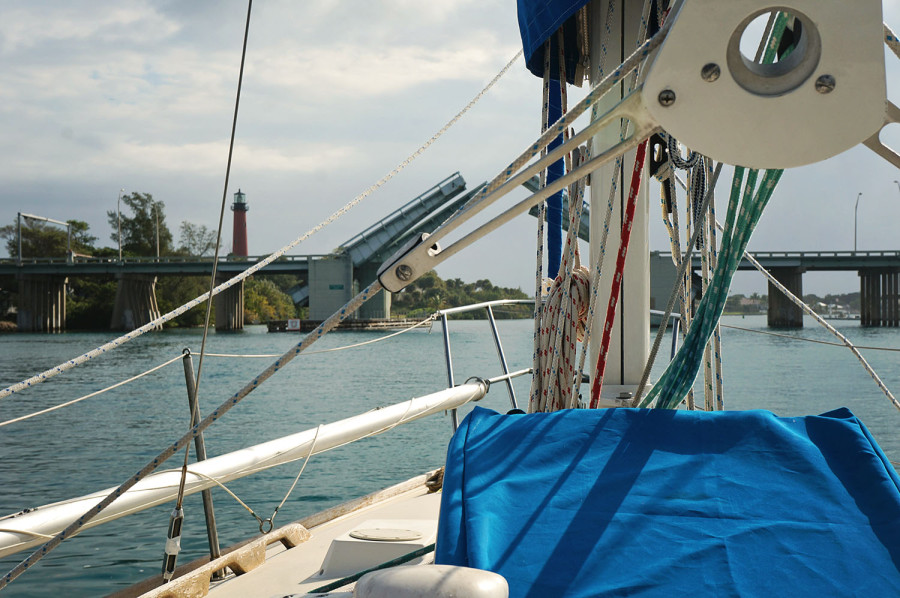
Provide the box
[588,0,651,397]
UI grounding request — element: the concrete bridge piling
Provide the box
[16,275,67,332]
[860,269,900,327]
[110,274,162,331]
[767,267,804,328]
[215,277,244,331]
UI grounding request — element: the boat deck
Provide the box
[133,474,441,598]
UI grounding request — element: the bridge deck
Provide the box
[0,255,325,277]
[654,250,900,272]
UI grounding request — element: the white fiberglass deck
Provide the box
[135,474,441,598]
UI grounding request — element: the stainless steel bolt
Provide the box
[658,89,676,107]
[395,264,413,281]
[815,74,836,94]
[700,63,721,82]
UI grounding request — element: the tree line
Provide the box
[0,194,532,328]
[0,192,297,328]
[391,270,532,319]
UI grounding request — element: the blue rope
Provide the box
[546,76,564,278]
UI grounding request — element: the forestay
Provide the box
[436,406,900,596]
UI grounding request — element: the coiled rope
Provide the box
[0,50,522,403]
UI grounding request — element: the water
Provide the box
[1,316,899,596]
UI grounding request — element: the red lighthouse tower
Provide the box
[231,189,249,257]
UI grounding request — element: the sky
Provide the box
[2,0,899,296]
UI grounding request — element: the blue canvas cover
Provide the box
[436,406,900,597]
[516,0,588,81]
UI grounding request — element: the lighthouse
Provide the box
[231,189,249,257]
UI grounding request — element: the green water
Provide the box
[0,316,898,596]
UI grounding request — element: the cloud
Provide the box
[0,1,179,53]
[251,33,518,100]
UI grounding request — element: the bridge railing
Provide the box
[0,254,327,267]
[654,250,900,259]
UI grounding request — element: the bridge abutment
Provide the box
[16,275,67,332]
[215,278,244,331]
[110,274,162,331]
[860,269,900,327]
[767,267,804,328]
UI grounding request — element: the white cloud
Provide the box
[0,1,179,53]
[252,34,518,100]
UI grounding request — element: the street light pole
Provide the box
[854,192,862,252]
[155,204,160,260]
[117,189,125,261]
[894,180,899,195]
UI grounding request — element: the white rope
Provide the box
[531,33,593,413]
[203,314,435,359]
[270,425,322,524]
[0,51,522,402]
[531,149,592,412]
[0,354,183,428]
[886,23,900,60]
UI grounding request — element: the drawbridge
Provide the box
[291,172,487,319]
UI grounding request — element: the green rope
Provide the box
[643,12,792,410]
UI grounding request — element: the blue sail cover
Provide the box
[517,0,588,80]
[436,406,900,597]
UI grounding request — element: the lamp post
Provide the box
[117,188,125,261]
[894,180,899,195]
[854,192,862,252]
[154,204,160,260]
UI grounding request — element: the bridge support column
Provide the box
[111,274,162,331]
[354,263,391,320]
[767,267,804,328]
[215,278,244,331]
[860,269,900,327]
[16,275,67,332]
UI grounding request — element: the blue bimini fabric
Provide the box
[436,406,900,597]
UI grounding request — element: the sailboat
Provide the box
[2,0,900,595]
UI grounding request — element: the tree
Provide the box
[244,278,297,323]
[0,218,96,259]
[106,192,173,257]
[179,222,220,256]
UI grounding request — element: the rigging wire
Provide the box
[172,0,254,523]
[720,323,900,352]
[737,247,900,411]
